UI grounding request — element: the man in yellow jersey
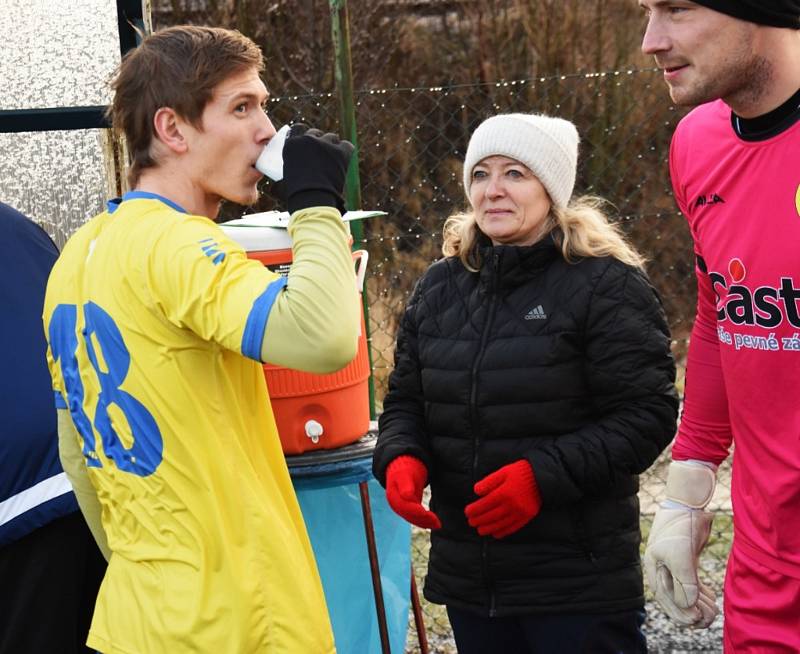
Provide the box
[43,25,359,654]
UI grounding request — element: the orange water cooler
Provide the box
[221,220,371,454]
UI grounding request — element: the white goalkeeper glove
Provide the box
[644,460,719,629]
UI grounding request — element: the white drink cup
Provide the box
[255,124,291,181]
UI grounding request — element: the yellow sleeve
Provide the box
[57,409,111,561]
[145,207,359,373]
[259,206,360,373]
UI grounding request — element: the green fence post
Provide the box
[330,0,377,420]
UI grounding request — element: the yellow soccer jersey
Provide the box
[44,194,336,654]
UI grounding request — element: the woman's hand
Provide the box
[465,460,541,539]
[385,455,442,530]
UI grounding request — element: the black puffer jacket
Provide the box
[373,235,678,616]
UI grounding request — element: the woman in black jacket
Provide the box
[373,113,678,653]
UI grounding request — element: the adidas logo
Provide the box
[524,305,547,320]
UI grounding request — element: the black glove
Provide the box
[282,124,355,214]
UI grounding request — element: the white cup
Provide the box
[255,124,291,181]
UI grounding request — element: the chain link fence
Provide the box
[153,5,731,650]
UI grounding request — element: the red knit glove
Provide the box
[385,456,442,530]
[465,460,541,539]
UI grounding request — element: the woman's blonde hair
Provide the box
[442,195,646,272]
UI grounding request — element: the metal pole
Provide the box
[117,0,150,56]
[105,0,151,197]
[330,0,377,420]
[359,481,392,654]
[0,107,109,133]
[410,571,430,653]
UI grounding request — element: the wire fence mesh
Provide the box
[151,2,734,645]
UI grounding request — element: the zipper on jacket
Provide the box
[483,540,499,617]
[470,251,500,477]
[470,251,501,615]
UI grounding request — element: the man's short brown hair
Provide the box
[108,25,264,187]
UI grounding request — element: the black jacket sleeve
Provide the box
[372,274,434,486]
[526,260,679,506]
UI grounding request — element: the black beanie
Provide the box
[691,0,800,28]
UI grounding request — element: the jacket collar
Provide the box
[478,232,562,289]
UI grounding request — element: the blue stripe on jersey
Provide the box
[241,277,288,360]
[107,191,188,215]
[54,390,67,409]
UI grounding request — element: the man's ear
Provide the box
[153,107,189,154]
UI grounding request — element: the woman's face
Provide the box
[469,155,552,247]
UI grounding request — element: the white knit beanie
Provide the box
[462,113,580,208]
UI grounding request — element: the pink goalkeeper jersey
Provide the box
[670,100,800,578]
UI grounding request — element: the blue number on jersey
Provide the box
[49,302,164,476]
[49,304,101,467]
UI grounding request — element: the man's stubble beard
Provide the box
[671,51,773,113]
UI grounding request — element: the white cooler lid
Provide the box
[220,221,291,251]
[220,210,385,252]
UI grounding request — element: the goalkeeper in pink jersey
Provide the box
[639,0,800,650]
